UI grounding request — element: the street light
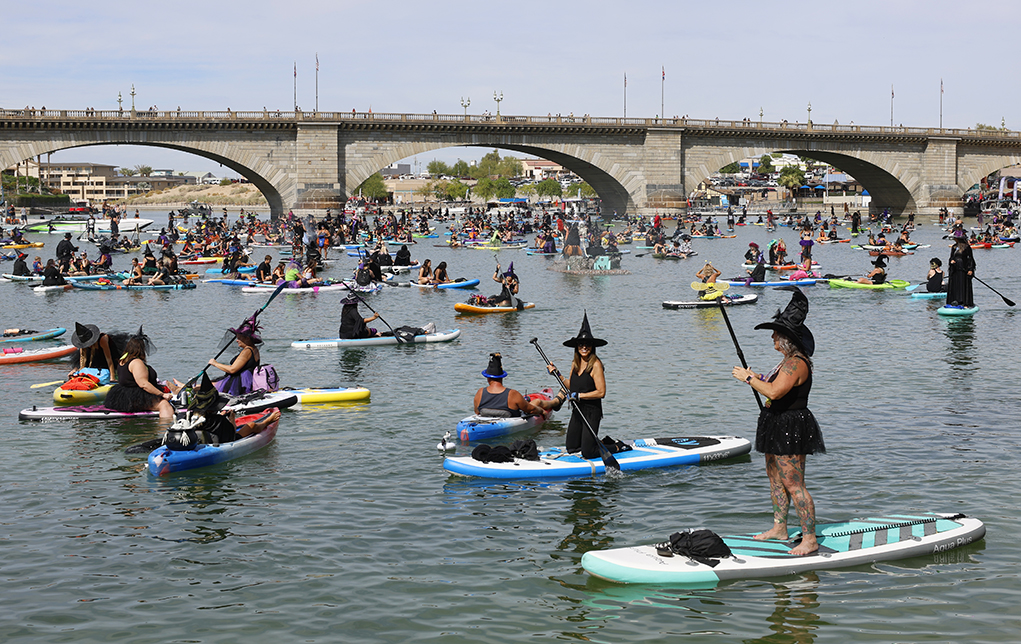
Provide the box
[461,96,470,117]
[759,107,763,126]
[807,101,812,125]
[493,91,503,117]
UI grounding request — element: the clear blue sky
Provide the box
[2,0,1013,175]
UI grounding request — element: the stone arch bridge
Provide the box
[4,108,1021,217]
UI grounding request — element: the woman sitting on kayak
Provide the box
[432,261,451,285]
[488,263,519,307]
[417,259,433,285]
[41,259,66,286]
[209,318,262,395]
[105,328,177,419]
[857,254,887,285]
[124,258,145,285]
[167,374,281,450]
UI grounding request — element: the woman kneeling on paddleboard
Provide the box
[534,313,607,459]
[731,288,824,556]
[209,318,263,395]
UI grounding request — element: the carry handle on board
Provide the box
[529,337,620,472]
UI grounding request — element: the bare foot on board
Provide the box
[754,525,790,541]
[788,536,819,556]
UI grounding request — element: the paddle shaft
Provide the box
[182,280,289,390]
[973,275,1015,306]
[717,298,764,411]
[529,338,620,471]
[30,379,66,389]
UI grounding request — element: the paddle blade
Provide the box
[30,380,66,389]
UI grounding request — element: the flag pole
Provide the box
[661,66,665,119]
[624,72,627,118]
[939,78,943,129]
[316,53,319,113]
[890,84,894,127]
[293,62,297,112]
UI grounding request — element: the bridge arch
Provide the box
[341,132,646,217]
[0,130,293,215]
[686,142,916,213]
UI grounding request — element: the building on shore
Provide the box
[6,162,196,202]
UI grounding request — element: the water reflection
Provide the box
[744,574,824,644]
[941,316,978,398]
[554,478,617,556]
[338,348,368,381]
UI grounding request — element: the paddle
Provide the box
[698,283,764,411]
[179,280,289,391]
[974,275,1016,306]
[30,379,66,389]
[529,337,620,472]
[343,286,403,343]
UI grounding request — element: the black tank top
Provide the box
[765,356,811,414]
[478,389,520,417]
[570,366,602,416]
[117,359,159,390]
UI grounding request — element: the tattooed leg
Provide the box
[755,454,792,541]
[776,454,818,555]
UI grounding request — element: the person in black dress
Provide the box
[535,313,607,458]
[731,288,824,555]
[947,230,976,307]
[104,328,177,418]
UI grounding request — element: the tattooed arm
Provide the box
[733,356,808,400]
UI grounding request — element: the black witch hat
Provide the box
[872,254,888,268]
[71,322,101,349]
[481,352,508,379]
[563,311,607,348]
[754,287,814,356]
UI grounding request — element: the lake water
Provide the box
[2,213,1019,643]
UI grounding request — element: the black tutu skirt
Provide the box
[105,384,161,413]
[755,408,825,456]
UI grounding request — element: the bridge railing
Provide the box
[2,108,1021,140]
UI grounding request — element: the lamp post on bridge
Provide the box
[807,101,812,127]
[493,91,503,118]
[760,107,763,126]
[130,85,136,115]
[461,97,470,119]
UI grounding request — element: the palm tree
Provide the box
[134,165,153,177]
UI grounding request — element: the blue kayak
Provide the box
[148,410,278,475]
[412,278,480,289]
[455,389,556,441]
[205,266,256,274]
[444,435,751,479]
[0,327,66,343]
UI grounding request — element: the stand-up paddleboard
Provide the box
[72,282,196,291]
[242,283,348,294]
[828,279,910,290]
[148,409,279,476]
[455,389,556,441]
[937,305,979,316]
[1,273,42,284]
[455,302,535,314]
[582,512,985,585]
[0,328,66,343]
[19,390,298,421]
[0,344,77,365]
[910,291,946,299]
[281,386,371,404]
[411,279,480,290]
[444,435,750,479]
[204,266,257,274]
[53,384,114,405]
[291,328,461,349]
[33,284,74,293]
[662,294,758,309]
[720,279,820,287]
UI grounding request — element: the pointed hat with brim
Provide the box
[754,287,814,357]
[563,311,607,348]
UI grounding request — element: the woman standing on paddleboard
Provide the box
[731,288,824,556]
[947,229,976,307]
[535,313,607,459]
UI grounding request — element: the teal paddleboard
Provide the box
[937,305,978,316]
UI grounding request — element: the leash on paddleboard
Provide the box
[178,280,289,394]
[529,337,621,472]
[698,283,764,411]
[974,275,1015,306]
